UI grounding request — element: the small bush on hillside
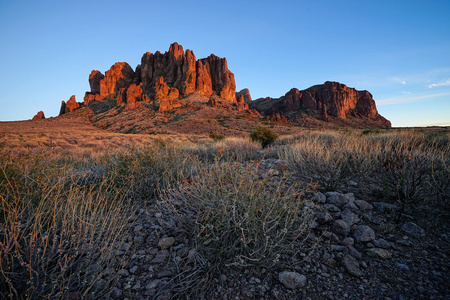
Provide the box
[209,131,225,141]
[250,126,278,148]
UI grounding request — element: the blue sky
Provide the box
[0,0,449,127]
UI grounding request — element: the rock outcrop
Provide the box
[252,81,391,127]
[32,111,45,120]
[59,95,82,115]
[236,88,252,104]
[74,43,236,112]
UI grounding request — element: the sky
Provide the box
[0,0,449,127]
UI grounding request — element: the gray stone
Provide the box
[332,219,351,236]
[120,242,132,252]
[132,281,141,290]
[316,212,333,224]
[401,222,425,237]
[342,254,362,277]
[324,204,341,212]
[158,237,175,249]
[313,192,327,204]
[146,279,161,290]
[129,265,140,275]
[366,248,392,259]
[373,238,392,249]
[278,271,307,289]
[134,225,143,232]
[341,202,360,213]
[157,270,173,278]
[118,269,129,276]
[341,237,354,246]
[343,193,355,203]
[327,194,349,208]
[353,225,375,242]
[347,245,362,259]
[151,250,170,264]
[110,287,123,299]
[395,263,410,272]
[354,200,373,211]
[341,209,360,226]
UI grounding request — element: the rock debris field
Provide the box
[100,155,449,300]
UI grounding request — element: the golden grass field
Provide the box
[1,118,449,299]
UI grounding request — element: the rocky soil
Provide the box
[99,153,450,300]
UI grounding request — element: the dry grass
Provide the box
[279,129,450,212]
[0,154,133,299]
[1,118,448,298]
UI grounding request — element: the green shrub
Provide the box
[209,131,225,141]
[250,126,278,148]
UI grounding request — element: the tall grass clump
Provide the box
[279,132,373,190]
[0,155,132,299]
[160,159,313,295]
[105,142,193,201]
[183,137,260,162]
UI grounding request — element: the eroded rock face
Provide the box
[32,111,45,120]
[258,81,391,127]
[236,88,252,103]
[99,62,135,99]
[89,70,105,94]
[84,92,102,106]
[140,43,236,102]
[236,94,249,111]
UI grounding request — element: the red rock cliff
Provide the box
[258,81,390,127]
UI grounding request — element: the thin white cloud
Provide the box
[377,92,450,105]
[428,79,450,88]
[401,81,406,85]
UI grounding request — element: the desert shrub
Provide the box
[250,126,278,148]
[105,143,192,200]
[209,131,225,141]
[184,137,259,163]
[378,147,431,210]
[280,135,372,190]
[160,160,313,277]
[0,156,131,299]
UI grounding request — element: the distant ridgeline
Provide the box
[37,42,391,128]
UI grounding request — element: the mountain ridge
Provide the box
[34,43,391,130]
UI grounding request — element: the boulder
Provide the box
[278,271,307,289]
[32,111,45,120]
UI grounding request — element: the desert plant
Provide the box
[250,126,278,148]
[279,135,372,190]
[377,146,431,213]
[0,155,132,299]
[209,131,225,141]
[160,160,313,271]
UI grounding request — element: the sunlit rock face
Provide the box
[257,81,391,127]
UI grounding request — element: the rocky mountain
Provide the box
[62,42,237,116]
[250,81,391,128]
[52,43,390,130]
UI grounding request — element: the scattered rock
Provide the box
[341,209,360,226]
[342,254,363,277]
[332,219,351,236]
[353,225,375,242]
[401,222,425,237]
[316,212,333,224]
[110,287,123,299]
[354,200,373,211]
[158,237,175,249]
[278,271,307,289]
[395,263,410,272]
[366,248,392,259]
[313,192,327,204]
